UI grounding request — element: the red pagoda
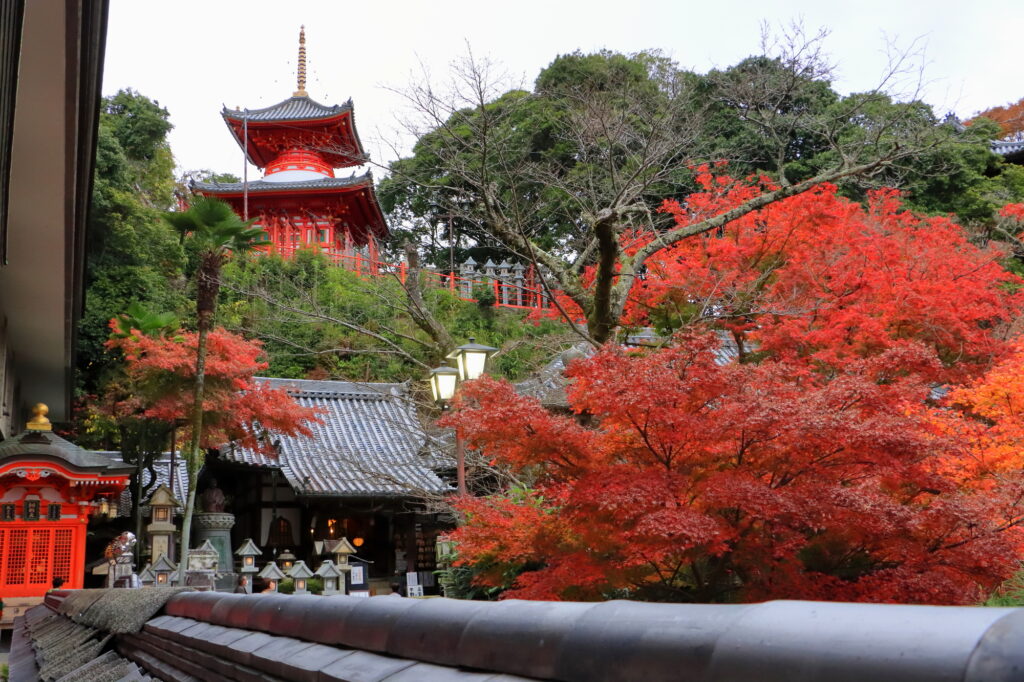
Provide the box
[194,27,388,260]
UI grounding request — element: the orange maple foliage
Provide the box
[933,342,1024,487]
[968,97,1024,139]
[106,324,319,455]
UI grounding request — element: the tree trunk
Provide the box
[587,212,621,345]
[177,256,219,583]
[402,244,454,357]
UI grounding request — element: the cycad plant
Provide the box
[163,197,268,580]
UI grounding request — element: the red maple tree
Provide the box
[105,323,318,455]
[444,171,1024,604]
[446,341,1024,604]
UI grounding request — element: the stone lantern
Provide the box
[152,554,177,586]
[288,560,315,594]
[185,539,219,590]
[278,548,296,572]
[315,559,348,595]
[138,563,155,587]
[235,538,262,576]
[146,485,180,563]
[258,561,286,592]
[327,537,356,568]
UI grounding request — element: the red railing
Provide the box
[262,245,555,312]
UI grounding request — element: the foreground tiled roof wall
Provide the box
[13,590,1024,682]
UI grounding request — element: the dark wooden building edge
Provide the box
[204,377,453,592]
[205,456,449,588]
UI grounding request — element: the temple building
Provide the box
[193,27,389,262]
[205,378,452,594]
[0,405,131,614]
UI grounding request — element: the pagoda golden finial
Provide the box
[294,25,308,97]
[26,403,51,432]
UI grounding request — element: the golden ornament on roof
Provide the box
[26,403,51,431]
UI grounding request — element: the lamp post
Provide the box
[429,337,497,496]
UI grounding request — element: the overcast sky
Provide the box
[103,0,1022,179]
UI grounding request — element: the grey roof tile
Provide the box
[221,378,449,497]
[111,455,189,517]
[222,96,352,123]
[993,138,1024,157]
[0,430,136,475]
[193,172,372,195]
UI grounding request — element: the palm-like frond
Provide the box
[164,196,270,255]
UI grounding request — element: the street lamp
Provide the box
[430,338,498,496]
[448,337,498,381]
[429,365,459,404]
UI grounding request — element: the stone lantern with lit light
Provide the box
[152,554,177,586]
[278,548,296,572]
[258,561,286,592]
[327,537,356,568]
[146,485,180,563]
[235,538,261,576]
[288,560,315,594]
[315,559,347,595]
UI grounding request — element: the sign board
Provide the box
[407,585,424,597]
[350,565,365,585]
[406,571,419,587]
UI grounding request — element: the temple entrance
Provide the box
[0,525,79,596]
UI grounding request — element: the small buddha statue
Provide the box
[201,479,226,513]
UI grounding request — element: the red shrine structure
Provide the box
[0,405,131,600]
[194,27,388,260]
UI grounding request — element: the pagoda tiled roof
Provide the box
[222,95,353,123]
[0,431,135,475]
[993,138,1024,158]
[219,378,450,497]
[193,173,373,195]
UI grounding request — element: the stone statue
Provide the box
[200,479,226,513]
[104,531,136,560]
[103,532,137,588]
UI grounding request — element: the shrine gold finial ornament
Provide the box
[26,403,51,431]
[293,26,308,97]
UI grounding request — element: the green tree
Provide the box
[79,89,186,396]
[380,34,954,345]
[162,197,268,579]
[218,248,572,383]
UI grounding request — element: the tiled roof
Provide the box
[222,96,352,122]
[193,172,372,195]
[993,139,1024,157]
[517,331,743,409]
[0,431,135,475]
[111,455,189,517]
[221,378,450,497]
